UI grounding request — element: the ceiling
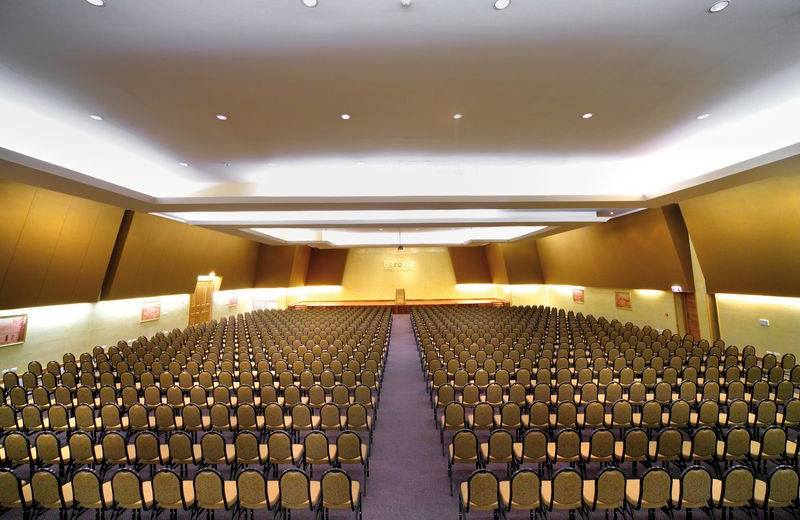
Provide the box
[1,0,800,246]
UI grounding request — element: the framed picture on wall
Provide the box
[228,295,238,306]
[615,291,632,310]
[0,314,27,347]
[141,301,161,322]
[572,289,584,303]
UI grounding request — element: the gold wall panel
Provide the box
[449,246,492,284]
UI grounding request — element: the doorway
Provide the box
[189,275,218,326]
[678,292,701,339]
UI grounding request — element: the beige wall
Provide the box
[716,294,800,356]
[0,295,191,371]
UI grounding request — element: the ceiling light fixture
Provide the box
[216,114,228,121]
[453,113,463,120]
[582,113,593,119]
[401,0,412,7]
[493,0,511,10]
[85,0,105,6]
[696,113,710,120]
[302,0,318,7]
[340,114,351,120]
[178,162,189,167]
[708,1,730,13]
[89,114,103,121]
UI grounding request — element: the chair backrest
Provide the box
[508,469,540,508]
[280,469,313,509]
[236,469,268,509]
[452,429,479,460]
[637,467,671,509]
[762,465,800,508]
[153,469,187,510]
[0,468,26,507]
[194,468,230,509]
[591,467,625,509]
[550,468,582,510]
[464,469,500,511]
[675,466,712,509]
[321,469,356,509]
[718,465,755,507]
[31,469,65,508]
[336,430,364,461]
[111,468,145,509]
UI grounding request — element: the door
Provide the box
[680,292,701,339]
[189,279,214,326]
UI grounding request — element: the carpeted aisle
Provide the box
[361,314,454,520]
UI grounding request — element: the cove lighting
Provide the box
[709,1,730,13]
[716,293,800,307]
[494,0,511,10]
[89,114,103,121]
[635,289,665,297]
[251,226,546,247]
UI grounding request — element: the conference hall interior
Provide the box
[1,1,800,519]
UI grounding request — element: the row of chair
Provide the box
[0,465,362,520]
[458,464,798,520]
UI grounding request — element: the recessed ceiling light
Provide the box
[85,0,105,6]
[696,113,711,120]
[178,162,189,167]
[340,114,351,120]
[708,1,730,13]
[216,114,228,121]
[401,0,412,6]
[89,114,103,121]
[609,211,615,215]
[302,0,318,7]
[453,113,463,120]
[494,0,511,10]
[582,113,593,119]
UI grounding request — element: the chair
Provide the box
[71,468,112,519]
[543,468,584,520]
[194,468,237,518]
[320,469,362,520]
[469,402,495,431]
[513,429,548,473]
[200,431,234,470]
[304,431,337,477]
[233,431,269,474]
[3,431,34,471]
[449,429,481,495]
[581,427,615,467]
[336,431,369,493]
[459,469,502,520]
[279,468,320,518]
[711,465,756,520]
[482,430,515,476]
[753,465,799,519]
[320,403,345,432]
[267,431,303,477]
[152,468,195,520]
[34,432,71,474]
[166,432,198,476]
[625,466,672,520]
[670,466,713,520]
[583,467,625,518]
[0,468,33,517]
[548,428,581,468]
[30,469,73,520]
[615,428,649,475]
[500,469,542,520]
[236,468,279,520]
[110,467,153,520]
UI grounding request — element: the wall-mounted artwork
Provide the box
[615,291,632,310]
[0,314,27,347]
[228,295,238,306]
[141,301,161,322]
[572,289,584,304]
